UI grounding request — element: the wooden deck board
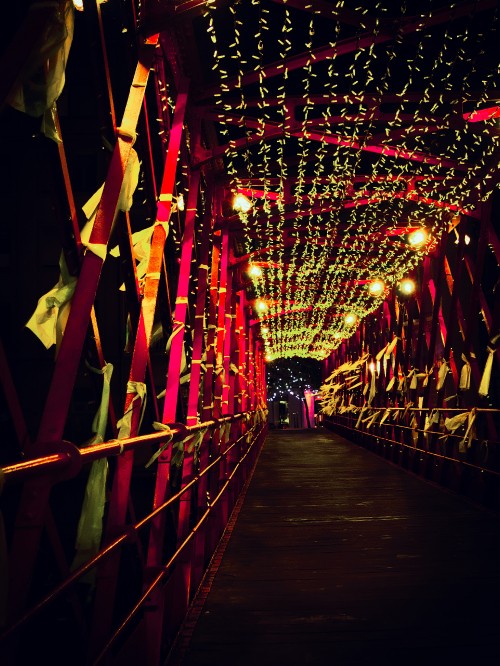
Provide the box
[169,429,500,666]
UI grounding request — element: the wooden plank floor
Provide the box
[168,428,500,666]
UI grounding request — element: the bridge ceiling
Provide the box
[146,0,500,360]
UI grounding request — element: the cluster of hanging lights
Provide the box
[202,1,498,361]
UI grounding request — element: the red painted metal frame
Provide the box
[88,76,190,660]
[6,41,159,638]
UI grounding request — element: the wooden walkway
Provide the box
[167,428,500,666]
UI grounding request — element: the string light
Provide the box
[201,2,499,361]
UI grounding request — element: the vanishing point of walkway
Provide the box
[169,428,500,666]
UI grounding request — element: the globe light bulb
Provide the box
[399,278,416,295]
[367,279,385,297]
[408,228,428,248]
[233,193,252,213]
[248,264,262,278]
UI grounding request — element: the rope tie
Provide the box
[145,422,173,468]
[117,381,147,439]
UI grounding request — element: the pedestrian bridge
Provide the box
[1,1,499,664]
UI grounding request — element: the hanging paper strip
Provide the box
[72,362,114,572]
[436,361,449,391]
[478,334,500,397]
[459,353,471,390]
[145,422,174,468]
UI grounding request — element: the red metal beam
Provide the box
[89,76,190,661]
[206,90,500,110]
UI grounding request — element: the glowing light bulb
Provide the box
[265,354,273,362]
[344,313,357,326]
[408,228,428,248]
[367,279,385,297]
[233,193,252,213]
[399,278,416,295]
[256,300,268,313]
[333,332,343,339]
[369,361,376,374]
[261,326,269,334]
[248,264,262,278]
[73,0,84,9]
[176,193,185,211]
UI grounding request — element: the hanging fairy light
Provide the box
[255,299,268,314]
[199,1,499,361]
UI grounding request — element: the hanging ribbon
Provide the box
[25,253,77,350]
[355,405,368,428]
[478,333,500,397]
[88,362,114,438]
[385,336,399,358]
[386,376,396,391]
[145,422,173,468]
[8,0,75,143]
[72,361,114,572]
[424,409,440,444]
[117,381,147,439]
[459,408,477,453]
[459,353,471,390]
[444,411,469,434]
[349,380,363,390]
[380,408,392,425]
[436,360,449,391]
[408,369,418,390]
[185,427,209,466]
[376,344,388,362]
[367,369,377,405]
[410,414,419,445]
[402,401,414,421]
[421,366,433,388]
[365,410,381,429]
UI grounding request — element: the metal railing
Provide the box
[324,406,500,509]
[0,409,268,665]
